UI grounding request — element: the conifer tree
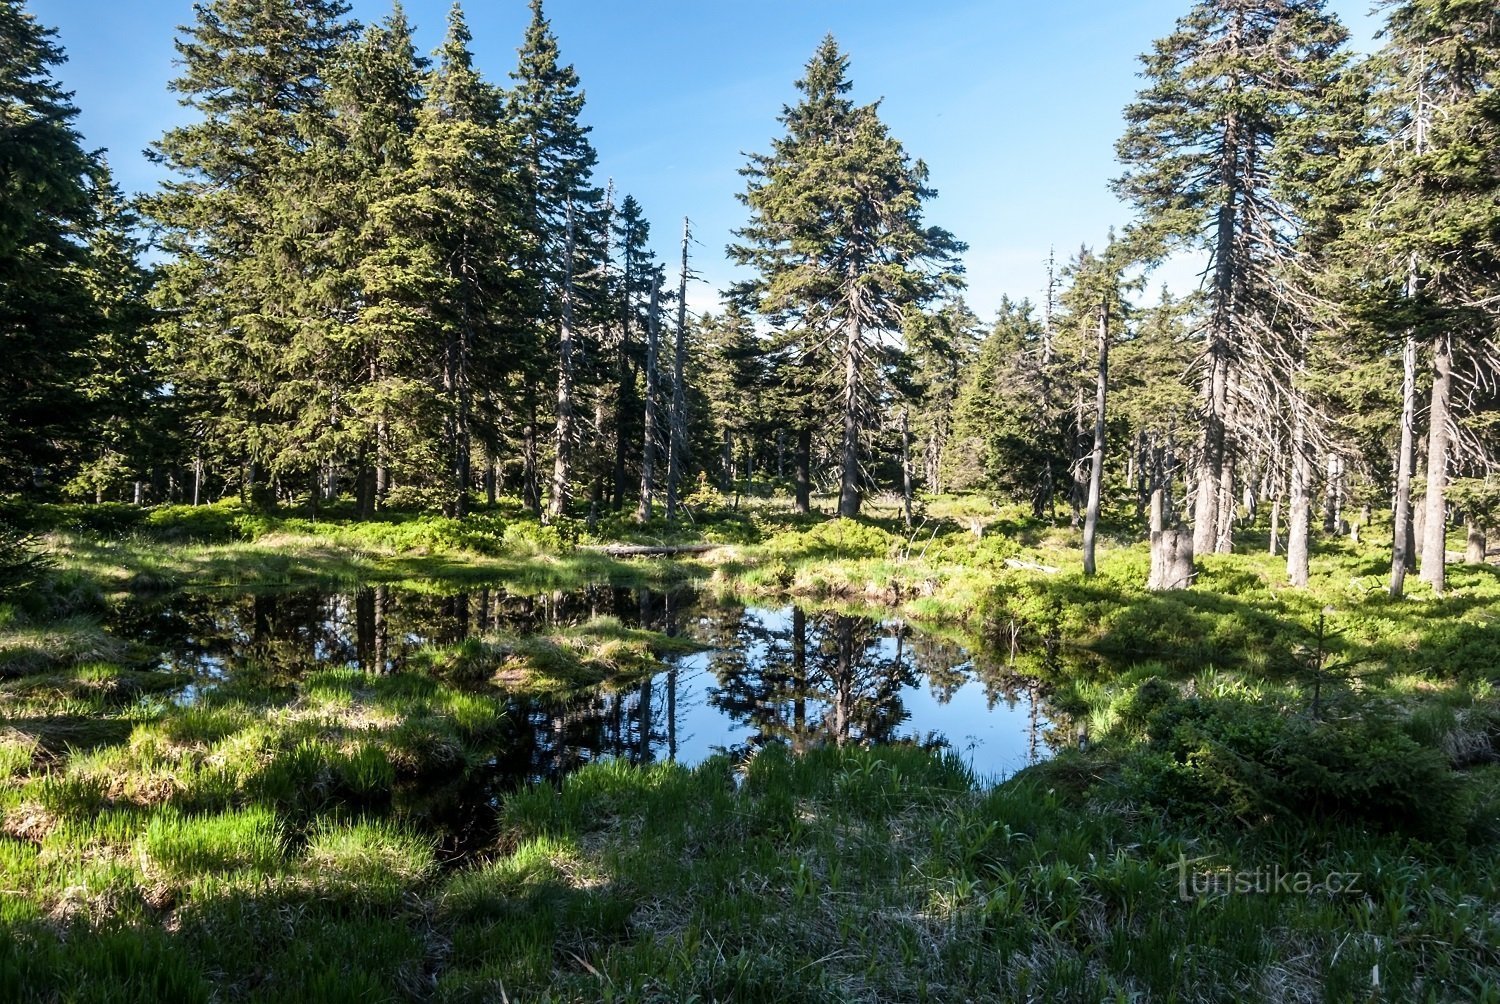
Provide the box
[947,299,1062,503]
[507,0,602,518]
[731,36,963,517]
[902,297,983,496]
[295,4,428,511]
[73,162,162,502]
[406,3,522,515]
[146,0,357,505]
[1115,0,1349,554]
[1347,0,1500,594]
[608,194,657,510]
[0,0,98,491]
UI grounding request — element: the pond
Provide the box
[111,583,1069,786]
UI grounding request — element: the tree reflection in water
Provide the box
[112,584,1069,783]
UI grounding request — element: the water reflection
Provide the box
[113,585,1071,782]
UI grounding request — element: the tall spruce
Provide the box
[609,194,656,510]
[730,36,963,517]
[507,0,601,519]
[1352,1,1500,594]
[411,3,522,515]
[1115,0,1349,555]
[0,0,98,491]
[73,162,162,502]
[146,0,357,506]
[296,4,427,511]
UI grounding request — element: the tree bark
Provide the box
[547,203,578,523]
[637,275,662,523]
[900,406,913,529]
[1082,296,1109,576]
[1465,521,1486,564]
[665,218,690,523]
[1420,331,1453,593]
[1390,334,1418,596]
[794,425,811,515]
[1149,526,1194,591]
[1287,412,1311,587]
[838,311,864,519]
[522,395,540,517]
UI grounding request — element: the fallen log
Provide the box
[586,543,721,557]
[1003,557,1061,574]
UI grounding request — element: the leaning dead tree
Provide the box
[665,217,691,523]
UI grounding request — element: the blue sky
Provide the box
[32,0,1381,321]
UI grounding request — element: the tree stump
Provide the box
[1466,522,1487,564]
[1149,528,1195,591]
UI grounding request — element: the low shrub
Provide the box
[1122,683,1463,838]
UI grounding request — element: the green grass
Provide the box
[1,492,1497,1000]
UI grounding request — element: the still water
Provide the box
[112,584,1068,784]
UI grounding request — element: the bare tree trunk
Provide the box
[720,428,733,493]
[193,454,203,507]
[1083,296,1109,576]
[374,415,389,512]
[1269,496,1281,556]
[794,425,811,515]
[1322,455,1340,534]
[665,218,690,523]
[484,436,497,506]
[1070,383,1086,529]
[1390,335,1418,596]
[1149,521,1194,591]
[1465,520,1486,564]
[837,277,865,519]
[1287,412,1311,587]
[587,399,605,533]
[637,275,662,523]
[1420,331,1453,593]
[522,395,540,517]
[900,406,913,529]
[1214,370,1238,553]
[925,429,940,494]
[547,204,578,523]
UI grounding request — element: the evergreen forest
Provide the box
[2,1,1499,1000]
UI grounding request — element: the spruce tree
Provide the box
[901,297,983,496]
[1347,1,1500,594]
[608,194,658,510]
[294,4,428,511]
[0,0,98,492]
[506,0,602,519]
[731,36,963,517]
[73,162,162,502]
[410,3,524,516]
[1115,0,1349,554]
[146,0,357,506]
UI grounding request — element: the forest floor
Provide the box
[2,493,1498,1001]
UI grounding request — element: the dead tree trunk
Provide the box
[547,203,579,523]
[1082,295,1109,576]
[794,425,812,515]
[1390,332,1419,597]
[1465,520,1486,564]
[1149,490,1194,591]
[837,270,866,519]
[1287,411,1311,587]
[1420,330,1453,593]
[1070,383,1086,529]
[665,218,690,523]
[900,406,913,529]
[637,274,662,523]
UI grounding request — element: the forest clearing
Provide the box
[3,0,1500,1000]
